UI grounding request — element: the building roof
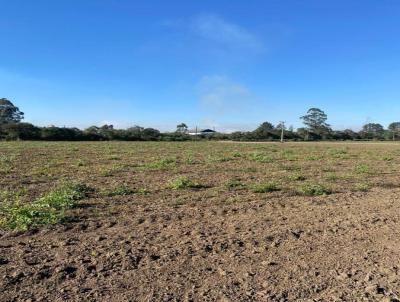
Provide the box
[187,128,217,135]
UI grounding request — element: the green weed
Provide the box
[288,174,306,181]
[298,183,331,196]
[76,159,88,167]
[232,152,242,158]
[0,183,93,231]
[355,164,371,174]
[147,158,177,170]
[0,188,27,203]
[166,177,203,190]
[251,182,280,193]
[355,183,370,192]
[249,152,273,163]
[0,155,15,175]
[100,164,129,176]
[329,149,350,159]
[185,157,202,165]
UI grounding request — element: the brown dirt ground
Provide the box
[2,142,400,301]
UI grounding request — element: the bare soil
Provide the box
[1,142,400,301]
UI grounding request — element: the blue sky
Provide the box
[2,0,400,132]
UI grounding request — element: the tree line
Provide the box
[1,99,400,141]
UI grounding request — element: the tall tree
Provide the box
[0,99,24,124]
[253,122,276,139]
[362,123,384,139]
[176,123,188,134]
[388,122,400,141]
[300,108,331,138]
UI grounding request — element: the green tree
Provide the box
[176,123,188,134]
[300,108,331,139]
[253,122,277,140]
[142,128,160,140]
[362,123,384,140]
[0,123,40,140]
[388,122,400,141]
[0,99,24,124]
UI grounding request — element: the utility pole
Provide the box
[279,121,285,143]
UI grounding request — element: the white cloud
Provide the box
[191,14,264,53]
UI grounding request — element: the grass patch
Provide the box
[281,150,298,161]
[329,149,350,159]
[75,159,88,167]
[325,173,353,182]
[100,169,113,177]
[166,177,203,190]
[185,157,202,165]
[249,152,274,163]
[232,152,242,158]
[354,163,372,174]
[0,188,27,203]
[251,182,280,193]
[288,174,306,181]
[305,155,320,161]
[0,155,15,175]
[298,183,331,196]
[281,164,302,171]
[100,164,129,177]
[215,156,234,162]
[0,183,93,231]
[355,183,370,192]
[146,158,177,170]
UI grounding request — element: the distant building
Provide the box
[188,128,217,135]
